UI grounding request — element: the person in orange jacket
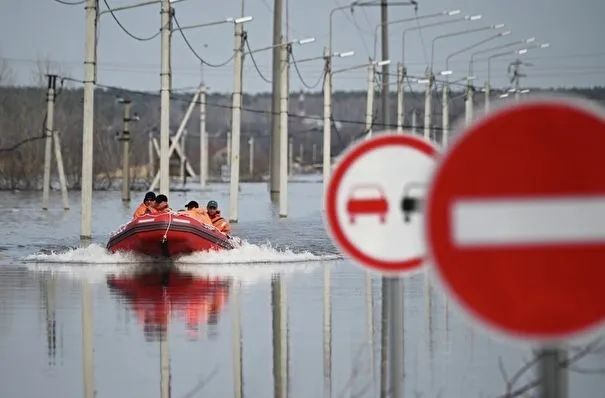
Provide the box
[181,201,213,225]
[206,200,231,234]
[154,194,172,213]
[133,191,159,218]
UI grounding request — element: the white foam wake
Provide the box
[22,241,343,284]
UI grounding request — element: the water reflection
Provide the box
[106,267,231,341]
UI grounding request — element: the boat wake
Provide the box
[21,241,344,284]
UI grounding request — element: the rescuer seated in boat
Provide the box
[133,191,159,218]
[206,200,232,234]
[154,194,172,213]
[180,200,213,225]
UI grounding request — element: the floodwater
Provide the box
[0,178,603,398]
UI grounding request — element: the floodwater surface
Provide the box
[0,179,603,398]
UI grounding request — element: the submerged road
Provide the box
[0,180,603,397]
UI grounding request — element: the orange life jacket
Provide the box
[182,208,213,225]
[133,203,157,218]
[209,210,231,234]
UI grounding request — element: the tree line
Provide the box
[1,61,603,191]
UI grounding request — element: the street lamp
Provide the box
[245,37,316,54]
[401,14,482,64]
[172,15,254,31]
[81,0,187,239]
[485,43,549,111]
[371,10,461,60]
[421,23,504,139]
[321,48,357,203]
[468,37,536,77]
[438,29,510,146]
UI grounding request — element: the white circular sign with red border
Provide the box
[325,133,439,274]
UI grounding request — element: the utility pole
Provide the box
[380,0,390,130]
[312,143,317,163]
[119,98,133,202]
[148,131,154,180]
[80,0,97,239]
[465,79,474,126]
[248,136,254,177]
[365,63,376,134]
[229,19,245,223]
[279,38,289,218]
[42,74,57,210]
[199,84,207,188]
[442,83,449,147]
[270,0,283,201]
[396,63,405,132]
[423,70,433,141]
[52,130,70,209]
[298,143,303,165]
[288,136,293,178]
[179,129,186,185]
[412,108,417,133]
[322,46,332,196]
[159,0,172,197]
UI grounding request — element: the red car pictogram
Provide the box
[346,184,389,224]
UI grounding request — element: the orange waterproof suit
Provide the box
[209,210,231,234]
[133,203,158,218]
[181,208,213,225]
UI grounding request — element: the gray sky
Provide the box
[1,0,604,93]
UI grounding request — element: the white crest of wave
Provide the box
[22,241,342,285]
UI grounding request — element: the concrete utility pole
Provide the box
[229,19,245,223]
[312,143,317,162]
[322,46,331,196]
[80,0,97,239]
[270,0,283,201]
[396,63,405,132]
[159,0,172,197]
[148,131,154,179]
[248,136,254,176]
[42,74,57,210]
[380,0,390,130]
[364,63,376,133]
[423,70,433,141]
[119,98,133,202]
[465,80,474,126]
[442,83,449,146]
[288,136,293,178]
[199,85,207,188]
[279,38,289,218]
[52,130,70,209]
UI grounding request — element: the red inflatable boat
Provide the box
[106,212,236,258]
[107,269,230,339]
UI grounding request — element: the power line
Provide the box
[244,38,272,84]
[289,52,325,89]
[53,0,86,5]
[101,0,160,42]
[171,14,235,68]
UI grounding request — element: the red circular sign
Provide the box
[325,133,438,274]
[425,97,605,341]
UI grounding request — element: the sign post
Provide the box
[424,97,605,398]
[325,133,439,397]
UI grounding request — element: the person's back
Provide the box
[134,192,158,218]
[181,201,213,225]
[206,200,231,234]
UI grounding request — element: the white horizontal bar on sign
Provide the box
[451,196,605,247]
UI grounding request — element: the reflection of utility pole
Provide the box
[43,276,57,366]
[231,281,243,398]
[81,281,95,398]
[272,275,288,398]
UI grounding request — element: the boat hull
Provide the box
[106,213,235,257]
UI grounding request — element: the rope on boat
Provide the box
[162,212,173,242]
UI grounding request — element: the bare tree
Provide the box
[496,338,605,398]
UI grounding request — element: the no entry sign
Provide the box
[425,97,605,341]
[325,133,438,274]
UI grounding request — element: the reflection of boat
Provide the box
[107,268,230,340]
[106,212,236,258]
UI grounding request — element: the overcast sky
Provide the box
[1,0,604,94]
